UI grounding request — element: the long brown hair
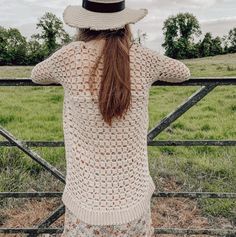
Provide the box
[75,25,134,127]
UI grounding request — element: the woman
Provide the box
[31,0,191,236]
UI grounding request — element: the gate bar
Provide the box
[0,126,65,184]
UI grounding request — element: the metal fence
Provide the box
[0,77,236,236]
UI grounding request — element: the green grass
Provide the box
[183,53,236,77]
[148,53,236,220]
[0,53,235,220]
[0,66,32,78]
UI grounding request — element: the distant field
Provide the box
[1,53,236,78]
[0,53,235,223]
[183,53,236,77]
[0,66,32,78]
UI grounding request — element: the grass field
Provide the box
[0,53,235,228]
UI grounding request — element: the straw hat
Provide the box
[63,0,148,31]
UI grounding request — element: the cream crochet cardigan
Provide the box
[31,40,191,226]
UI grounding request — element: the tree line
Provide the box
[0,13,72,66]
[162,12,236,59]
[0,12,236,65]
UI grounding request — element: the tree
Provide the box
[0,27,27,65]
[228,27,236,53]
[199,32,213,57]
[0,26,8,65]
[162,12,201,59]
[222,35,230,54]
[211,36,223,55]
[26,38,46,65]
[199,33,223,57]
[32,12,72,56]
[7,28,28,65]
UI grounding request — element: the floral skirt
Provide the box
[61,204,155,237]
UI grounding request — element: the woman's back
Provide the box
[31,39,190,226]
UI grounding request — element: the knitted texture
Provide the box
[31,40,191,226]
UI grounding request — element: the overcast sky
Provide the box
[1,0,236,52]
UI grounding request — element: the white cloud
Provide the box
[127,0,221,9]
[200,16,236,37]
[200,16,236,24]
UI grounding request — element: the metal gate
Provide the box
[0,77,235,236]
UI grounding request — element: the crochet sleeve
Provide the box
[31,42,76,85]
[147,49,191,86]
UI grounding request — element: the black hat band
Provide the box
[82,0,125,13]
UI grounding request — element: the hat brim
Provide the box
[63,5,148,31]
